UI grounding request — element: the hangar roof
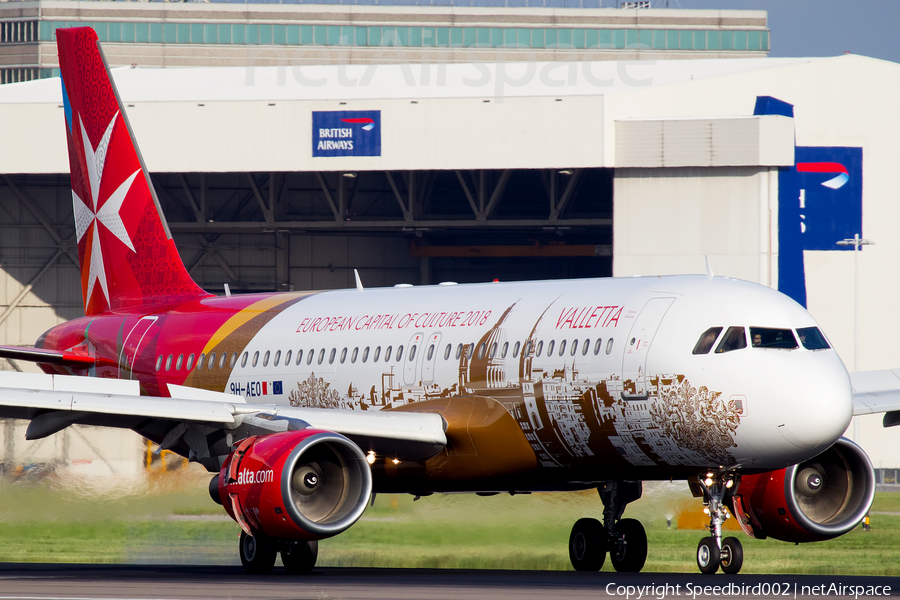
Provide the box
[1,54,895,174]
[1,56,818,103]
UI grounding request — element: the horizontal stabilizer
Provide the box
[0,345,98,367]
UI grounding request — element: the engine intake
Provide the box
[217,429,372,540]
[732,438,875,543]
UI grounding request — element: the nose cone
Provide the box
[733,349,853,469]
[779,351,853,453]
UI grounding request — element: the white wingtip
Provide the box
[705,256,714,281]
[354,269,364,292]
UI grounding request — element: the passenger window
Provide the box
[317,349,325,364]
[241,352,248,368]
[501,342,509,358]
[328,348,336,364]
[513,341,520,358]
[208,352,216,369]
[295,350,303,366]
[284,350,292,366]
[263,351,270,367]
[274,350,281,367]
[750,327,798,350]
[797,327,830,350]
[363,347,370,363]
[198,353,206,370]
[396,346,404,361]
[525,340,533,356]
[692,327,723,355]
[351,348,358,363]
[230,352,238,368]
[594,339,602,355]
[605,339,613,355]
[176,354,183,370]
[423,345,430,361]
[444,344,451,360]
[467,343,475,359]
[373,346,381,362]
[558,340,567,356]
[582,339,589,356]
[547,340,555,356]
[340,348,347,363]
[571,340,578,356]
[478,343,486,359]
[455,344,463,360]
[385,346,393,362]
[186,354,195,370]
[252,351,258,367]
[536,341,544,356]
[489,342,497,358]
[715,327,747,353]
[219,352,228,369]
[307,349,314,365]
[164,355,171,371]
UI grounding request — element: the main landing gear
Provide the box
[569,481,647,572]
[695,472,743,575]
[239,531,319,575]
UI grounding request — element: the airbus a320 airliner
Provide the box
[0,26,897,576]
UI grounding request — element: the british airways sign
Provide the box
[312,111,381,157]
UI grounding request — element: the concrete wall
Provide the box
[613,166,778,287]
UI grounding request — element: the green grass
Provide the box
[1,473,899,574]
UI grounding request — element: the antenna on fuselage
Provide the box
[224,283,232,297]
[354,269,364,292]
[704,256,714,281]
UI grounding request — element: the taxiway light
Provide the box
[392,458,400,465]
[366,451,376,465]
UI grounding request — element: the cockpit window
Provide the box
[749,327,798,349]
[715,326,747,353]
[797,326,830,350]
[692,327,723,355]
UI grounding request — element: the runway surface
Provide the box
[0,564,897,600]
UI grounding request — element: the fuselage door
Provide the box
[421,332,442,385]
[119,315,159,380]
[621,297,675,400]
[403,332,425,386]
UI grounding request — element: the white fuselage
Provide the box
[221,275,852,474]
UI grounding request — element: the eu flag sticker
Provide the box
[273,381,283,395]
[312,111,381,157]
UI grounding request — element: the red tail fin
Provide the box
[57,27,209,316]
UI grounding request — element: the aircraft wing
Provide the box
[0,372,447,460]
[850,369,900,427]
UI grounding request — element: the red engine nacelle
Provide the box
[731,438,875,543]
[214,429,372,540]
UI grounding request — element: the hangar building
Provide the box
[1,13,900,471]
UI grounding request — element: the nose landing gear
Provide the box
[695,472,743,575]
[569,481,647,573]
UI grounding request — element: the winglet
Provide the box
[354,269,364,292]
[705,256,714,281]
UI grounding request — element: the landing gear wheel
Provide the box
[720,537,743,575]
[239,531,277,575]
[281,540,318,574]
[569,518,606,571]
[696,538,720,575]
[610,518,647,573]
